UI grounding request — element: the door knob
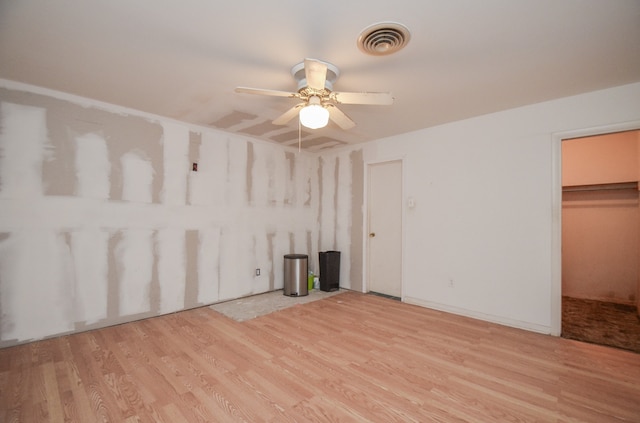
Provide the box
[369,232,376,238]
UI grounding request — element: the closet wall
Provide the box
[562,130,640,305]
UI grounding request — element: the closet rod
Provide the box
[562,181,638,192]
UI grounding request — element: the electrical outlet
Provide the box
[255,268,260,276]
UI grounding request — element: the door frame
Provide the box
[363,157,405,297]
[551,119,640,336]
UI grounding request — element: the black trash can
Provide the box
[283,254,308,296]
[319,251,340,292]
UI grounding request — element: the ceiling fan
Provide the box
[235,58,394,130]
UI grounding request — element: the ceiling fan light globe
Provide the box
[299,104,329,129]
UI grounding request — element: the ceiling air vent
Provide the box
[357,22,411,56]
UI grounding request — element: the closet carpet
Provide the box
[562,296,640,354]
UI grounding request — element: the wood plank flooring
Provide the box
[1,291,640,422]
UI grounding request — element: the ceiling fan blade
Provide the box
[235,87,299,98]
[326,104,356,130]
[273,103,305,125]
[330,91,394,105]
[304,59,327,91]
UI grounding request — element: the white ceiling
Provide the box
[1,1,639,150]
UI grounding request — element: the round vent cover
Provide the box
[357,22,411,56]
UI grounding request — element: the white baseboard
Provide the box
[403,296,553,335]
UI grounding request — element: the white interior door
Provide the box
[367,160,402,297]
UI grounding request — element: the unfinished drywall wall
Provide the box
[315,148,365,291]
[0,84,326,347]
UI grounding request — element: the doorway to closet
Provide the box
[561,129,640,353]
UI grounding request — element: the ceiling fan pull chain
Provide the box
[298,117,301,153]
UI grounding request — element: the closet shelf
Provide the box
[562,181,638,192]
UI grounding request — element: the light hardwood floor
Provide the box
[1,291,640,422]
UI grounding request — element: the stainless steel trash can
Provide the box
[284,254,308,296]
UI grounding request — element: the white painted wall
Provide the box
[361,82,640,334]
